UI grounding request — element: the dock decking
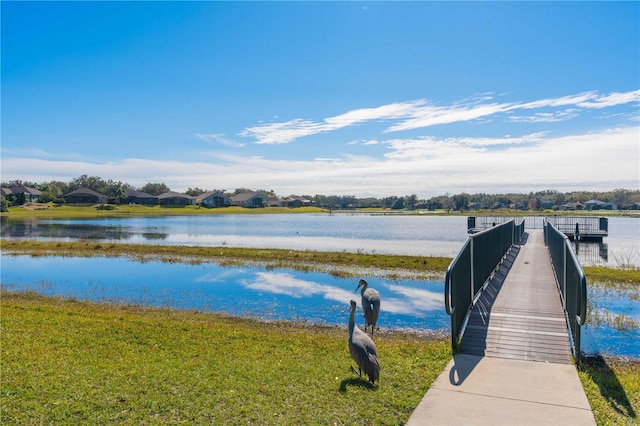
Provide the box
[459,230,572,364]
[406,229,595,425]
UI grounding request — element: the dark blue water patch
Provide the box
[588,286,640,315]
[581,324,639,359]
[0,255,449,332]
[582,285,640,358]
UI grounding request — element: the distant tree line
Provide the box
[2,175,639,211]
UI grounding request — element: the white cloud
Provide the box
[239,100,424,144]
[507,109,580,123]
[3,126,637,198]
[385,102,513,133]
[577,90,640,109]
[237,89,640,145]
[194,133,246,147]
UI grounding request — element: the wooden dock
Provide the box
[459,230,572,364]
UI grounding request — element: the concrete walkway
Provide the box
[406,230,595,425]
[406,354,595,425]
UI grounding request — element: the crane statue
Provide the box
[348,299,380,384]
[356,279,381,337]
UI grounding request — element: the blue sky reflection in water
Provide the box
[2,255,639,358]
[0,255,448,332]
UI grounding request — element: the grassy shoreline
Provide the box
[1,291,451,425]
[2,291,638,425]
[2,219,639,424]
[3,202,639,220]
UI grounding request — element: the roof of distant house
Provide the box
[8,185,42,195]
[126,190,157,199]
[231,191,265,202]
[195,191,229,202]
[158,191,195,200]
[64,187,106,197]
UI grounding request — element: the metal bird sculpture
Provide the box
[356,279,381,337]
[348,299,380,384]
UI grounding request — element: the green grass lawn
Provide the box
[3,292,638,425]
[2,207,639,424]
[1,292,450,425]
[578,355,640,425]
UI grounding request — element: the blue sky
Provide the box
[2,1,639,198]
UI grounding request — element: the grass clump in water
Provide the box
[1,240,451,279]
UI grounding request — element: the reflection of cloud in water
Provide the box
[239,272,443,318]
[196,268,246,283]
[382,283,443,317]
[241,272,353,303]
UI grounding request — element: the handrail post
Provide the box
[563,236,567,310]
[470,237,475,304]
[545,219,588,364]
[445,221,515,351]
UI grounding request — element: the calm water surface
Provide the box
[1,256,448,332]
[2,214,639,358]
[2,255,638,358]
[1,213,469,257]
[2,214,638,265]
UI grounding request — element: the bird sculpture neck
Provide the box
[349,308,356,335]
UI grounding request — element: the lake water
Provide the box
[1,213,639,358]
[1,214,639,266]
[1,256,448,332]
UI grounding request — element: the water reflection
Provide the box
[238,271,443,317]
[2,254,637,358]
[1,214,637,265]
[0,214,469,257]
[240,272,353,302]
[1,220,168,241]
[573,240,609,265]
[0,255,449,332]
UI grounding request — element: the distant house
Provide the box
[196,191,231,208]
[231,191,268,208]
[281,195,309,208]
[267,195,283,207]
[468,201,482,210]
[126,190,158,205]
[541,200,555,209]
[158,192,195,206]
[627,202,640,210]
[562,202,584,211]
[584,199,606,210]
[602,202,618,210]
[627,201,640,210]
[2,186,42,203]
[63,187,107,204]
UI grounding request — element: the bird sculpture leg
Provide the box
[350,366,362,377]
[371,325,379,338]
